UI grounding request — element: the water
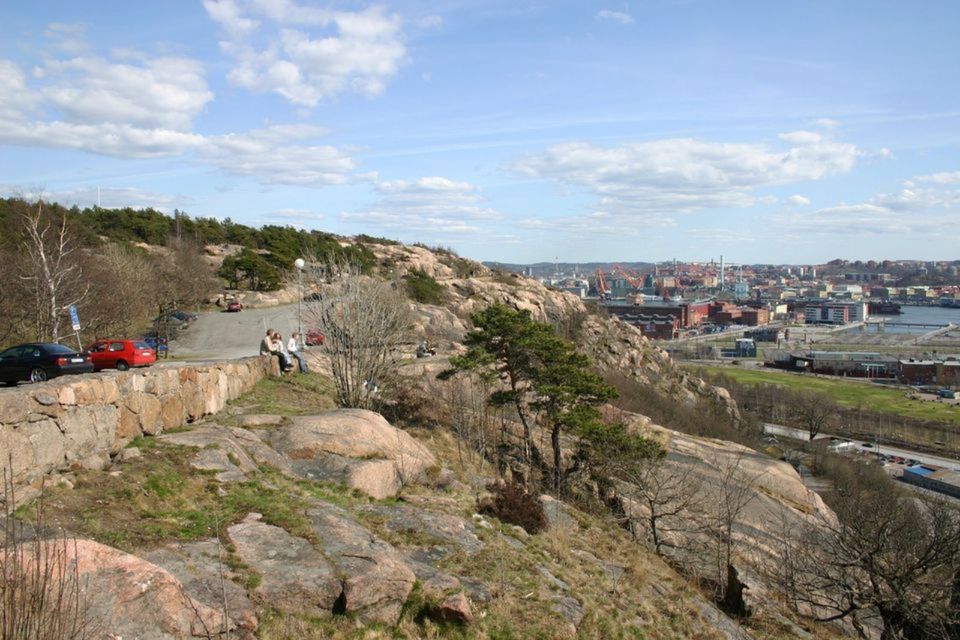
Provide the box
[871,305,960,334]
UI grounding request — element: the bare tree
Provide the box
[17,199,86,342]
[436,374,495,469]
[710,449,762,617]
[789,389,837,441]
[791,488,960,639]
[304,266,412,409]
[623,455,706,556]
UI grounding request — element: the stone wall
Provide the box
[0,356,274,489]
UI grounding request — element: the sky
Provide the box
[1,0,959,265]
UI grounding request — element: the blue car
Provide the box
[141,335,169,354]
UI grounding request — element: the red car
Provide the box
[226,301,243,312]
[85,339,156,371]
[305,329,325,346]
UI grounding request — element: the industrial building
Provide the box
[898,359,960,386]
[765,350,899,378]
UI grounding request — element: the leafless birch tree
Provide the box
[18,199,87,342]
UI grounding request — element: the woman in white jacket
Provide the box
[287,332,308,373]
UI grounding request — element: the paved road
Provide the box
[763,422,960,471]
[171,304,305,361]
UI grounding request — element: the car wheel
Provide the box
[30,368,48,383]
[116,361,130,371]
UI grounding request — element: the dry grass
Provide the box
[229,371,338,417]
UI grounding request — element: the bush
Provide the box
[481,481,549,534]
[404,269,446,305]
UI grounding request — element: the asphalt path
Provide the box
[763,422,960,471]
[170,303,306,361]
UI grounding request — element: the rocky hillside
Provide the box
[369,243,738,417]
[0,241,854,639]
[4,374,843,639]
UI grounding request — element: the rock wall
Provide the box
[0,357,274,489]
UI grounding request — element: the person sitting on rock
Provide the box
[416,341,436,358]
[260,328,293,372]
[287,332,308,373]
[272,331,294,372]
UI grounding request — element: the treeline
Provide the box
[0,197,385,345]
[0,199,214,346]
[0,199,379,289]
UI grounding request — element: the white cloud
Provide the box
[0,60,40,121]
[772,175,960,236]
[341,177,501,234]
[815,117,840,129]
[0,54,360,183]
[786,194,811,206]
[597,10,634,25]
[0,50,211,158]
[44,23,88,55]
[202,125,356,186]
[0,119,205,158]
[514,133,861,221]
[5,186,191,211]
[207,1,407,106]
[40,55,213,131]
[203,0,259,36]
[913,170,960,185]
[778,130,822,145]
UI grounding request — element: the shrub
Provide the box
[481,481,549,534]
[1,476,99,639]
[404,269,446,305]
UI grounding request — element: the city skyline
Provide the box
[1,0,959,264]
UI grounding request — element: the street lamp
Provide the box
[294,258,305,348]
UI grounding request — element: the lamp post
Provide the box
[294,258,305,348]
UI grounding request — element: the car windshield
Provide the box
[134,341,150,349]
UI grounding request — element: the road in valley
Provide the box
[763,422,960,472]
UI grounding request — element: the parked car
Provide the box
[85,339,156,371]
[141,334,168,354]
[0,343,94,385]
[226,301,243,312]
[305,329,325,346]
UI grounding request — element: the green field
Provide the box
[687,365,960,425]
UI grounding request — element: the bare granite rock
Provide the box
[358,503,484,554]
[3,538,234,639]
[306,501,416,625]
[145,540,258,637]
[268,409,436,499]
[159,426,259,482]
[227,513,341,617]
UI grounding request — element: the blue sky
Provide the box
[1,0,958,264]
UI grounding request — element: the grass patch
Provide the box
[688,364,960,425]
[231,372,337,416]
[24,442,352,552]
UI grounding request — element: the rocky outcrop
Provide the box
[146,540,259,636]
[366,242,741,419]
[228,513,342,617]
[267,409,437,499]
[4,538,235,639]
[307,502,417,624]
[0,357,273,492]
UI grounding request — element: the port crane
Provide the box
[595,268,609,299]
[613,264,649,291]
